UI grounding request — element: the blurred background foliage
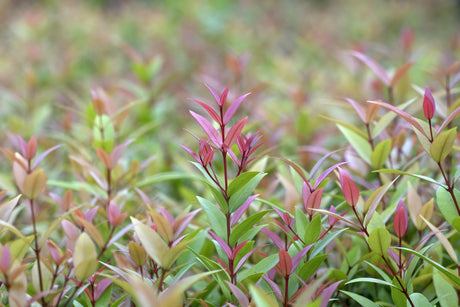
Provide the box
[0,0,459,205]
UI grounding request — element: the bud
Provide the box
[394,199,408,238]
[423,86,436,120]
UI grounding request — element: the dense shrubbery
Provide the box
[0,1,460,306]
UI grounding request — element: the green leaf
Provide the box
[310,228,347,258]
[337,124,372,164]
[436,187,460,226]
[433,269,458,307]
[74,233,98,280]
[111,295,128,307]
[368,228,391,255]
[197,196,227,239]
[371,139,392,169]
[136,172,200,188]
[93,115,115,152]
[374,169,445,188]
[346,277,397,288]
[239,254,278,281]
[391,277,408,307]
[228,172,265,212]
[298,254,328,282]
[430,128,457,162]
[341,290,381,307]
[409,293,432,307]
[249,284,279,307]
[304,214,322,245]
[452,217,460,232]
[10,236,33,262]
[229,210,269,246]
[398,247,460,287]
[131,217,168,268]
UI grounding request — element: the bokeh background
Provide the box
[1,0,459,199]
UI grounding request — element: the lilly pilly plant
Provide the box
[182,85,270,305]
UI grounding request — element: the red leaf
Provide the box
[231,194,258,227]
[394,199,408,238]
[422,86,436,120]
[313,162,347,189]
[220,87,229,106]
[223,93,250,124]
[25,137,37,160]
[190,111,222,147]
[278,249,292,277]
[368,100,428,138]
[225,281,249,307]
[224,117,247,148]
[338,168,359,207]
[261,228,284,249]
[352,51,390,86]
[192,99,222,125]
[305,188,323,215]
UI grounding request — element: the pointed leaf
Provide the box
[131,217,168,268]
[344,98,366,123]
[352,51,390,86]
[192,99,222,124]
[430,127,457,162]
[225,117,247,148]
[74,233,98,280]
[224,93,250,124]
[190,111,222,147]
[370,139,392,169]
[391,62,414,87]
[368,228,391,255]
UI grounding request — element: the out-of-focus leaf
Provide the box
[249,284,279,307]
[375,169,445,188]
[344,98,366,123]
[391,62,414,86]
[74,233,98,281]
[430,128,457,162]
[420,216,457,263]
[346,277,396,288]
[337,124,372,164]
[438,105,460,133]
[351,51,390,86]
[129,242,146,266]
[433,269,458,307]
[371,139,392,169]
[341,290,380,307]
[93,115,114,151]
[368,100,428,138]
[22,169,47,200]
[131,217,168,268]
[398,247,460,287]
[409,293,432,307]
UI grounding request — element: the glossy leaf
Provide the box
[190,111,222,147]
[430,127,456,162]
[368,228,391,255]
[228,172,265,212]
[339,168,360,207]
[198,196,227,239]
[337,124,372,164]
[436,187,460,226]
[131,217,168,268]
[223,93,250,124]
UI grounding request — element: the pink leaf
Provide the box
[261,228,284,249]
[225,281,249,307]
[204,83,221,106]
[223,93,250,124]
[190,111,222,147]
[85,207,99,223]
[219,87,229,106]
[0,244,11,274]
[25,137,37,160]
[234,245,263,273]
[313,162,347,189]
[191,99,222,125]
[62,220,79,240]
[232,241,248,260]
[390,62,414,87]
[422,87,436,120]
[231,194,258,227]
[351,51,390,86]
[110,140,133,169]
[32,145,62,169]
[338,168,360,207]
[94,278,113,300]
[368,100,428,138]
[328,205,337,226]
[224,117,247,149]
[302,182,312,205]
[291,244,314,273]
[262,276,283,301]
[345,98,366,123]
[319,280,343,307]
[209,231,232,259]
[180,145,200,163]
[394,199,408,238]
[438,105,460,133]
[173,209,201,239]
[135,188,153,207]
[158,206,175,226]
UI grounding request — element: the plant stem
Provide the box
[382,256,414,307]
[437,162,460,215]
[283,275,289,307]
[352,207,369,236]
[30,199,47,307]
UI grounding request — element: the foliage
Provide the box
[0,1,460,306]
